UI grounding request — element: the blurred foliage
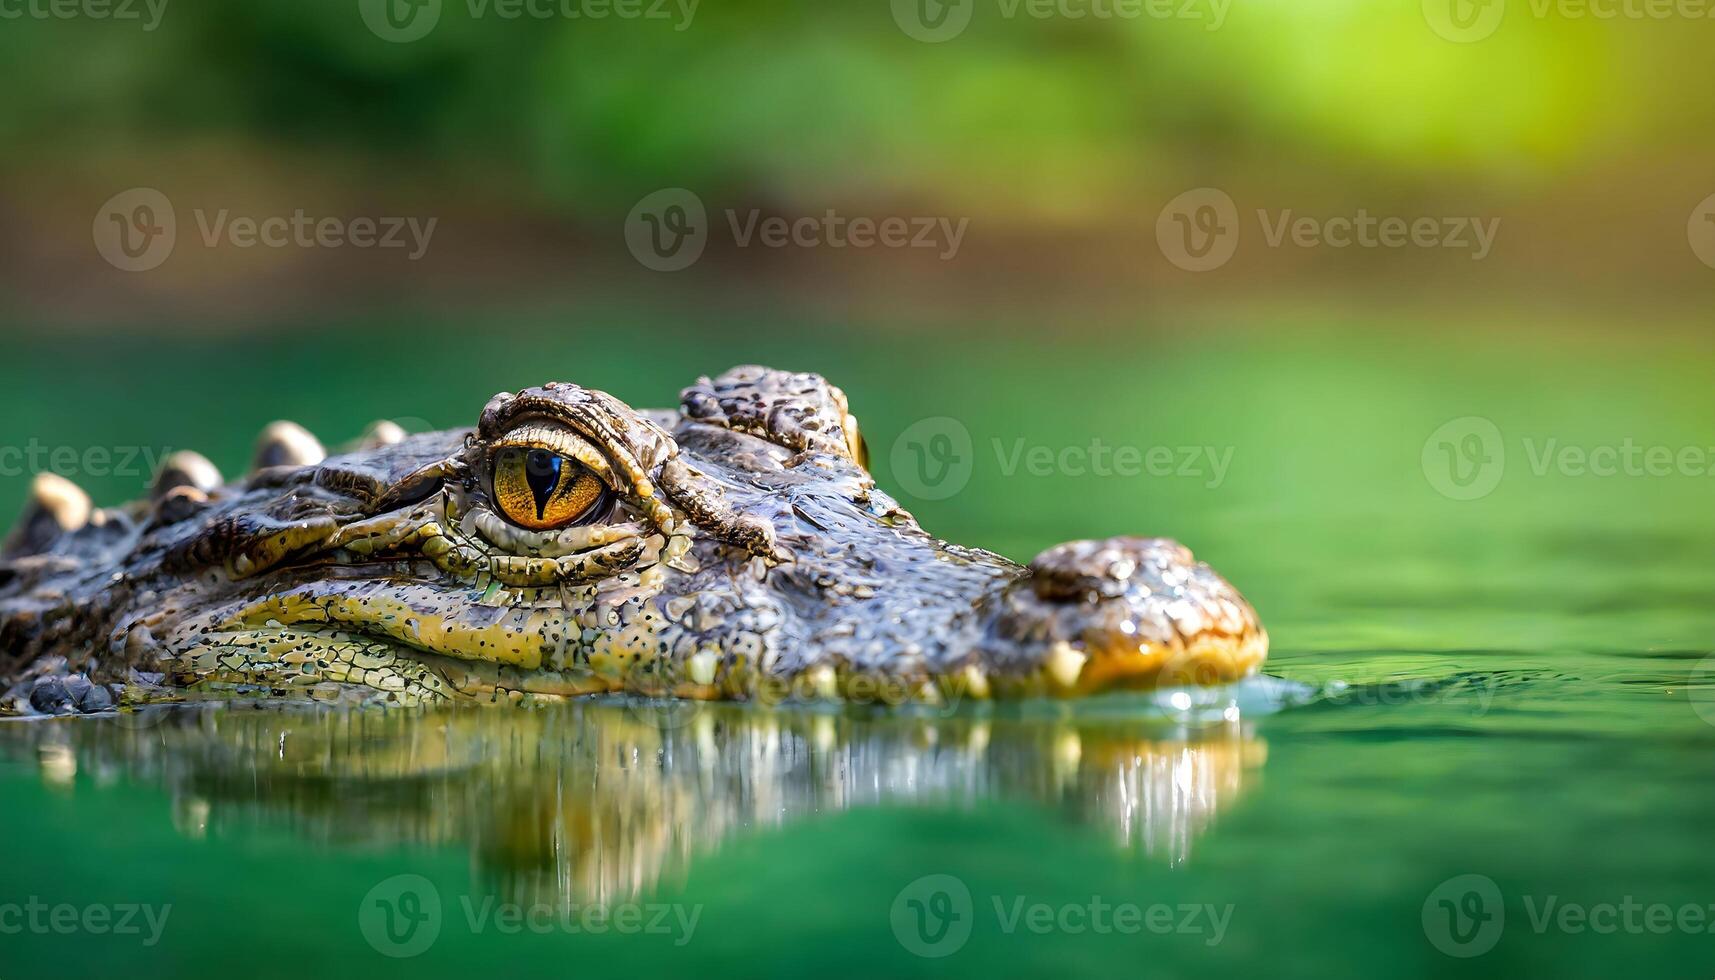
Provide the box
[2,0,1711,215]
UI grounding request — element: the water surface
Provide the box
[1,314,1712,977]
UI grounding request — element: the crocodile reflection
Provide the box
[20,703,1265,905]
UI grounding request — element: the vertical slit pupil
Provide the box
[523,449,563,520]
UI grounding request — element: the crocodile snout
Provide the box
[981,536,1267,694]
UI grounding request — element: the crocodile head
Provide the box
[0,366,1266,708]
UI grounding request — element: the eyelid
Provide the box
[472,509,643,557]
[490,423,619,491]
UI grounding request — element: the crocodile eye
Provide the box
[491,447,608,530]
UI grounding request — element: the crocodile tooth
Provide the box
[252,421,326,471]
[687,649,718,686]
[151,450,223,500]
[1043,640,1087,691]
[944,663,989,701]
[805,663,837,700]
[1,472,92,557]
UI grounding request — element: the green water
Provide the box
[2,310,1713,977]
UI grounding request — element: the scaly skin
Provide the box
[0,365,1266,712]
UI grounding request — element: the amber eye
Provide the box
[491,447,609,530]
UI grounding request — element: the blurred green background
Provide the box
[3,5,1715,977]
[2,0,1714,326]
[0,0,1711,512]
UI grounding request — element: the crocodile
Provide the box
[0,365,1266,713]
